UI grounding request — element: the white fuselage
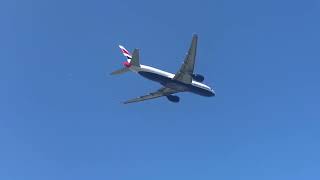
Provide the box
[129,64,215,96]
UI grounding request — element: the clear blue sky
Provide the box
[1,0,320,179]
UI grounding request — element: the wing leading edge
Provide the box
[173,34,198,84]
[123,87,178,104]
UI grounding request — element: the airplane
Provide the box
[111,34,215,104]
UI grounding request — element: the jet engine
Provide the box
[166,95,180,103]
[192,74,204,82]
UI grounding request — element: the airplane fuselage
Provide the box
[130,65,215,97]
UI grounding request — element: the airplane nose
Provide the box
[211,89,215,96]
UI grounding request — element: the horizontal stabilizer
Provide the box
[110,67,130,75]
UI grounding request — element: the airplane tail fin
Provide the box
[118,45,140,67]
[119,45,132,62]
[130,49,140,67]
[111,45,140,75]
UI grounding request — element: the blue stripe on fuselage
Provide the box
[138,71,214,97]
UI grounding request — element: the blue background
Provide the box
[1,0,320,179]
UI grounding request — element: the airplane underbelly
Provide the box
[138,71,186,90]
[138,71,214,96]
[188,85,215,97]
[138,71,170,84]
[165,82,188,91]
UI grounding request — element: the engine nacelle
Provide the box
[192,74,204,82]
[166,95,180,103]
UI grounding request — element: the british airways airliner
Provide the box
[111,34,215,104]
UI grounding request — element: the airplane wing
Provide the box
[173,34,198,84]
[123,87,178,104]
